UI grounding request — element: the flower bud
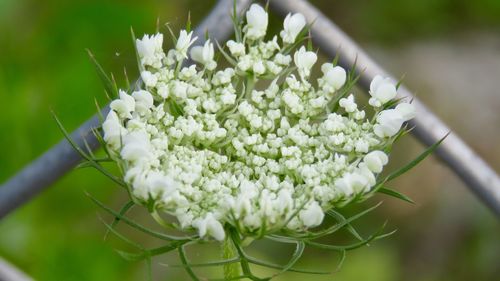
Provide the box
[369,75,397,107]
[280,13,306,44]
[321,63,346,90]
[245,4,268,40]
[136,33,164,68]
[363,151,389,173]
[175,30,197,60]
[190,39,216,70]
[299,201,324,227]
[294,46,317,78]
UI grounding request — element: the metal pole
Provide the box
[268,0,500,216]
[0,258,33,281]
[0,0,251,219]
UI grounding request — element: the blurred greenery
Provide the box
[0,0,499,280]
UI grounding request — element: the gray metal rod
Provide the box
[0,0,251,219]
[269,0,500,216]
[0,257,34,281]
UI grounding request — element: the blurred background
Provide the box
[0,0,499,280]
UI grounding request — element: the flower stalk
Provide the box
[222,233,241,280]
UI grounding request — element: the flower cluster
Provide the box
[102,4,415,241]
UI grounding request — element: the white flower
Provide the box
[374,102,415,138]
[136,33,165,68]
[226,40,245,57]
[252,60,266,75]
[321,63,346,91]
[363,151,388,173]
[339,94,357,113]
[141,70,158,88]
[299,201,324,227]
[369,75,397,107]
[373,109,404,138]
[283,90,304,114]
[146,171,179,199]
[395,102,416,120]
[294,46,317,78]
[110,90,135,119]
[190,39,216,70]
[193,213,225,241]
[175,30,197,61]
[274,53,291,65]
[102,110,123,148]
[244,4,268,40]
[120,131,151,162]
[280,13,306,44]
[132,90,154,113]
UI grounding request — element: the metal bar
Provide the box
[0,0,251,219]
[0,258,34,281]
[268,0,500,216]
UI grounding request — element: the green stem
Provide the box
[245,75,256,99]
[222,234,241,280]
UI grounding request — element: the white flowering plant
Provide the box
[56,3,444,280]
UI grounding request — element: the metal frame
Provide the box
[0,0,498,219]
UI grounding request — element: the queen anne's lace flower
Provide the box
[102,4,415,241]
[136,33,165,69]
[190,39,216,70]
[280,13,306,44]
[175,30,197,60]
[294,46,317,78]
[244,4,268,40]
[369,75,398,107]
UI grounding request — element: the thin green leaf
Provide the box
[94,98,105,123]
[178,245,201,281]
[53,111,125,186]
[381,97,406,111]
[87,160,126,186]
[305,221,391,251]
[386,133,448,182]
[377,187,414,204]
[216,41,237,66]
[326,209,364,241]
[87,193,196,241]
[130,27,145,73]
[334,250,347,273]
[86,49,116,97]
[165,257,240,268]
[99,217,143,250]
[52,111,91,160]
[186,11,191,32]
[164,23,178,45]
[82,137,96,159]
[229,229,259,280]
[245,256,331,275]
[116,249,145,261]
[273,241,305,276]
[90,127,112,160]
[122,242,187,262]
[332,52,340,66]
[231,0,242,42]
[289,202,381,240]
[123,67,131,90]
[209,275,253,281]
[104,201,135,240]
[395,73,406,90]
